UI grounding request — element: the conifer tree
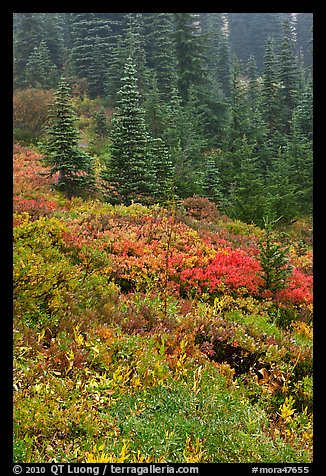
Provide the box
[70,13,112,98]
[246,55,258,102]
[150,137,175,201]
[102,57,155,204]
[216,26,232,98]
[295,13,313,68]
[174,13,208,103]
[245,55,269,171]
[261,36,283,142]
[13,13,45,85]
[41,76,95,194]
[161,87,207,198]
[87,35,111,98]
[278,18,300,133]
[228,13,284,73]
[40,13,66,68]
[125,13,148,102]
[291,75,313,143]
[263,143,302,224]
[258,217,291,295]
[23,40,58,89]
[92,107,110,138]
[199,13,231,98]
[226,138,267,225]
[144,75,168,138]
[178,14,229,142]
[283,119,313,216]
[106,34,127,107]
[227,57,251,146]
[150,13,178,100]
[162,87,186,154]
[202,155,223,203]
[107,14,148,106]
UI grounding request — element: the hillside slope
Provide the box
[13,144,313,463]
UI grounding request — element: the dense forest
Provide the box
[13,13,313,465]
[13,12,313,226]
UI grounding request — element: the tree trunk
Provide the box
[56,169,66,186]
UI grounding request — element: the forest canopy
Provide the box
[13,12,313,225]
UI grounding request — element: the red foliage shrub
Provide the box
[13,196,59,219]
[13,145,58,196]
[178,248,263,296]
[275,268,313,307]
[13,88,53,135]
[57,210,312,311]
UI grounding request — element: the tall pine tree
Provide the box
[228,13,284,73]
[149,13,178,101]
[150,137,175,202]
[41,76,95,194]
[278,17,300,133]
[174,13,208,103]
[102,57,155,204]
[261,36,283,142]
[70,13,112,98]
[23,40,58,89]
[13,13,45,86]
[125,13,148,102]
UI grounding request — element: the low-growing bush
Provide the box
[13,145,313,463]
[13,89,53,143]
[180,196,221,222]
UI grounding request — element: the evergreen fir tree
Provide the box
[70,13,112,98]
[150,137,175,201]
[228,13,284,73]
[278,17,300,133]
[41,76,95,194]
[92,107,110,138]
[216,27,232,98]
[106,14,148,106]
[162,87,208,198]
[200,12,231,97]
[125,13,148,102]
[161,87,185,152]
[173,13,209,103]
[106,34,128,107]
[87,35,111,98]
[244,55,270,172]
[40,13,66,68]
[186,81,229,144]
[149,13,178,100]
[23,40,58,89]
[291,75,313,143]
[295,13,313,68]
[144,75,168,139]
[226,138,267,225]
[261,36,282,136]
[13,13,45,85]
[202,155,223,203]
[284,118,313,216]
[227,57,251,146]
[246,55,259,102]
[98,13,127,39]
[264,148,300,223]
[102,57,155,204]
[70,13,96,78]
[258,217,291,294]
[142,13,157,69]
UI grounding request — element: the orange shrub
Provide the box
[13,88,53,136]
